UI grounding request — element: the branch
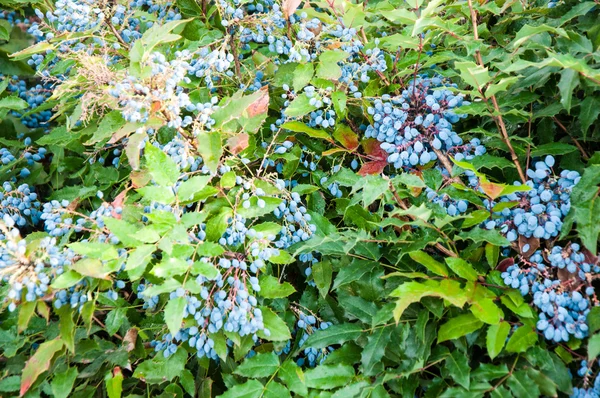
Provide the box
[466,0,527,183]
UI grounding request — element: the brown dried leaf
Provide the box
[282,0,302,19]
[227,133,250,155]
[123,328,138,352]
[496,257,514,272]
[246,86,269,118]
[518,235,540,258]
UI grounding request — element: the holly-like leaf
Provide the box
[20,339,64,397]
[234,352,280,378]
[486,321,510,359]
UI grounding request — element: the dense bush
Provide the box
[0,0,600,396]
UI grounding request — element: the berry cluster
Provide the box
[502,244,597,342]
[492,156,580,242]
[367,77,471,170]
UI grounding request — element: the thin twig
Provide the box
[106,20,129,48]
[466,0,527,183]
[553,117,590,160]
[388,180,458,258]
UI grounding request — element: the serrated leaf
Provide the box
[234,352,280,378]
[438,313,483,343]
[217,380,263,398]
[144,144,180,186]
[506,326,537,353]
[446,351,470,390]
[445,257,478,281]
[302,324,363,350]
[486,321,510,359]
[259,275,296,298]
[20,339,64,397]
[409,251,449,277]
[361,326,392,376]
[164,297,186,336]
[279,360,307,396]
[257,307,291,341]
[304,364,354,390]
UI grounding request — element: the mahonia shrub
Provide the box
[0,0,600,396]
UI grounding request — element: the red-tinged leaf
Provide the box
[333,125,359,151]
[282,0,302,19]
[111,191,127,219]
[246,86,269,117]
[20,339,64,396]
[227,133,250,155]
[518,235,539,258]
[362,138,387,160]
[359,160,388,176]
[480,181,505,200]
[322,148,349,156]
[496,258,514,272]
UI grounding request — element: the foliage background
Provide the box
[0,0,600,397]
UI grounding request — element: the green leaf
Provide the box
[506,326,537,353]
[72,258,111,279]
[390,280,467,321]
[292,63,314,91]
[409,251,448,277]
[281,121,332,141]
[164,297,186,336]
[106,308,128,336]
[589,307,600,334]
[557,68,579,114]
[438,313,483,343]
[338,292,378,324]
[304,364,355,390]
[302,324,362,350]
[144,144,180,186]
[455,61,491,91]
[486,321,510,359]
[457,228,510,246]
[257,307,291,341]
[0,375,20,393]
[507,371,540,398]
[178,175,212,202]
[51,270,83,289]
[316,50,350,80]
[57,306,75,353]
[259,275,296,298]
[20,339,64,397]
[126,244,155,280]
[279,360,307,396]
[196,131,222,174]
[263,382,291,398]
[580,97,600,138]
[527,368,558,397]
[217,380,263,398]
[361,326,392,376]
[133,347,187,384]
[445,257,478,281]
[512,24,568,47]
[177,0,203,16]
[137,185,175,204]
[69,242,119,261]
[87,111,126,145]
[51,367,78,398]
[234,352,280,378]
[284,94,318,118]
[588,333,600,360]
[313,261,333,298]
[446,351,470,390]
[332,91,347,118]
[0,96,28,111]
[106,368,124,398]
